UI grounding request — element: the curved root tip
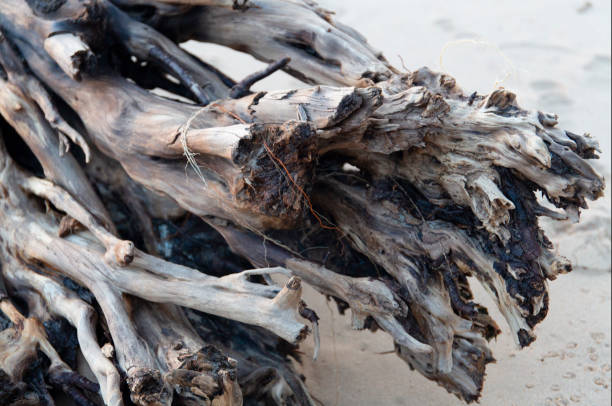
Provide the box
[517,328,537,348]
[298,300,320,360]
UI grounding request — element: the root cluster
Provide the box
[0,0,604,405]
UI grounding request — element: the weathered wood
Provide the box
[154,0,395,86]
[2,262,123,406]
[0,259,100,406]
[0,137,311,404]
[43,33,95,81]
[0,0,605,404]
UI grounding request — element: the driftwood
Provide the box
[0,0,604,405]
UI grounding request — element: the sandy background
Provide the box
[187,1,612,405]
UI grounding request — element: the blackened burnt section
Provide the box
[0,309,11,331]
[489,168,551,334]
[44,318,79,369]
[233,121,317,224]
[0,117,44,178]
[153,216,251,276]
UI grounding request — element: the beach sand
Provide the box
[185,1,611,404]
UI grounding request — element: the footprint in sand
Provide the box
[432,18,454,32]
[583,54,611,79]
[528,78,573,108]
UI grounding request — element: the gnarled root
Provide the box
[186,309,317,406]
[1,260,123,406]
[0,136,313,405]
[0,271,100,406]
[132,300,242,405]
[152,0,394,86]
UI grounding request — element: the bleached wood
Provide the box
[43,33,94,80]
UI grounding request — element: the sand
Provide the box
[184,1,611,404]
